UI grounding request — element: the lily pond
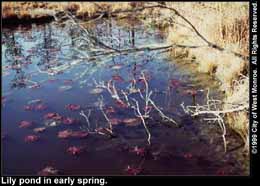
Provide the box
[2,16,246,176]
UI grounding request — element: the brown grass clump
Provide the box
[224,77,249,149]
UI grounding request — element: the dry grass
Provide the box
[224,77,249,149]
[1,2,133,20]
[165,2,249,55]
[163,2,249,146]
[2,2,64,19]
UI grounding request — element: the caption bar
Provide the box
[1,177,107,186]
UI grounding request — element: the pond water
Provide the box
[1,17,245,175]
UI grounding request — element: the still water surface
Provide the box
[2,17,241,175]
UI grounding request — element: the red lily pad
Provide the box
[24,135,39,143]
[70,131,89,138]
[66,146,84,156]
[57,130,73,139]
[38,166,59,176]
[65,104,81,111]
[24,105,34,111]
[57,130,88,139]
[124,165,142,175]
[44,113,62,120]
[130,146,146,156]
[34,104,47,111]
[19,121,33,128]
[62,117,78,125]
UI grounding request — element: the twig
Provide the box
[148,98,178,126]
[181,84,248,153]
[79,110,92,132]
[98,96,113,132]
[131,98,151,145]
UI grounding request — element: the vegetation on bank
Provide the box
[2,2,249,151]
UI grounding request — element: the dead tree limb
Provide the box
[181,86,248,153]
[131,98,151,145]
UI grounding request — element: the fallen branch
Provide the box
[137,72,153,118]
[79,110,92,132]
[181,87,248,153]
[131,98,151,145]
[98,96,113,132]
[149,98,178,126]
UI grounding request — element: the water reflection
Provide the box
[1,17,230,176]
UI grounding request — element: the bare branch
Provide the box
[131,98,151,145]
[98,96,113,132]
[79,110,92,132]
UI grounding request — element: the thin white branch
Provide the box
[98,96,113,132]
[79,110,92,132]
[131,98,151,145]
[181,85,248,153]
[149,98,178,126]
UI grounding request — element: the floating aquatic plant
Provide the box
[24,135,39,143]
[62,117,78,125]
[66,146,84,156]
[44,112,62,121]
[57,130,89,139]
[19,121,33,128]
[38,166,59,176]
[124,165,142,175]
[65,104,81,111]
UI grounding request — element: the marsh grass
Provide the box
[164,2,249,146]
